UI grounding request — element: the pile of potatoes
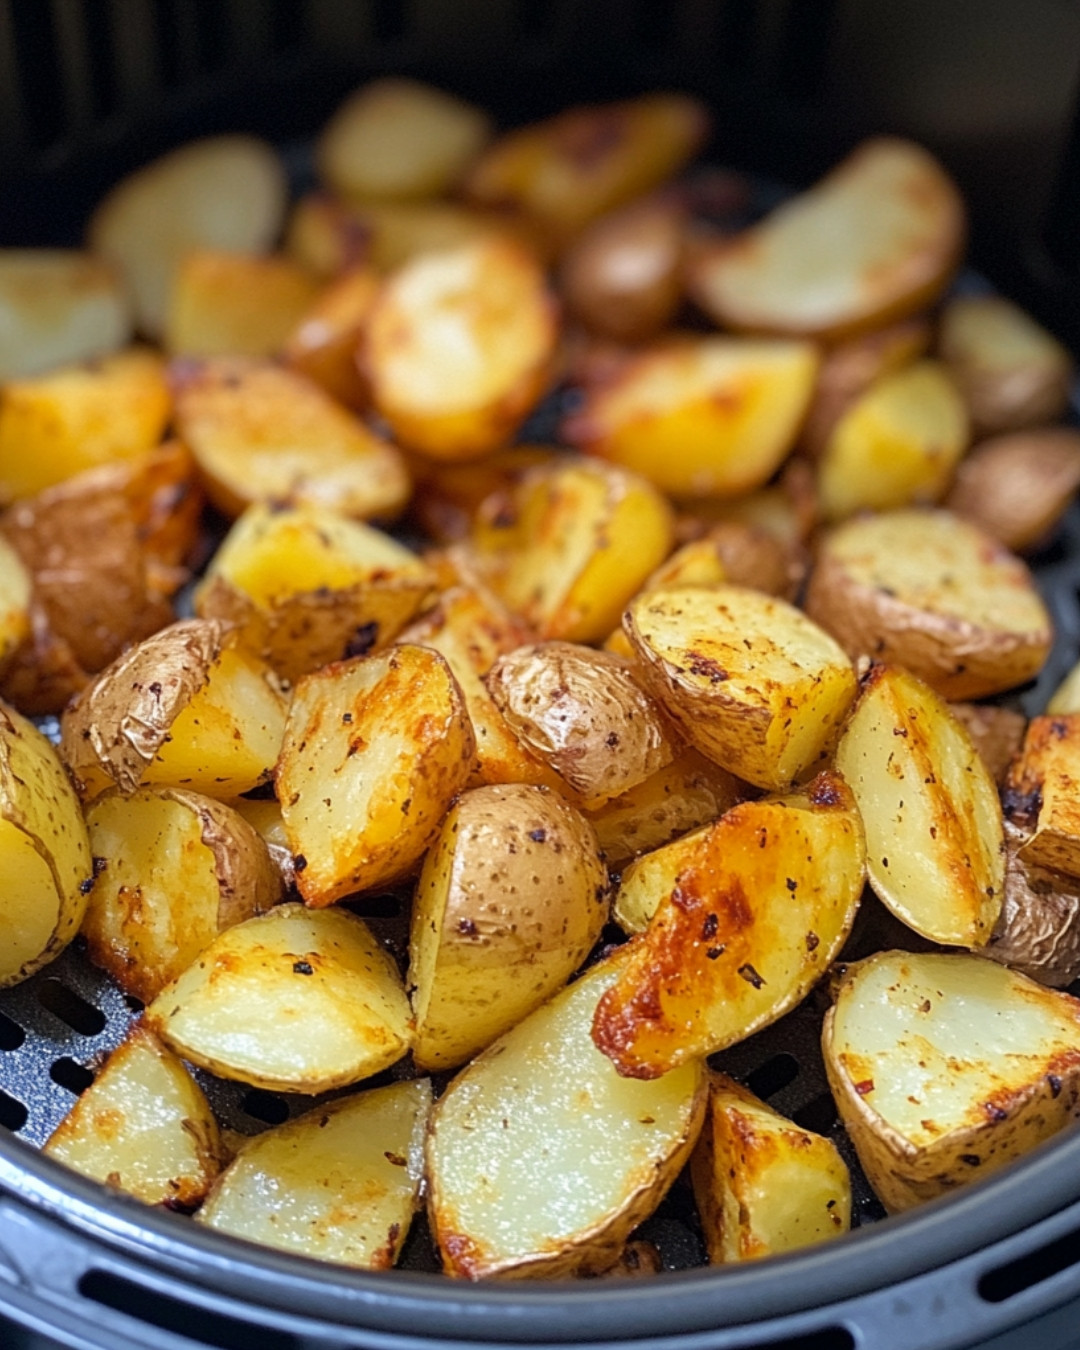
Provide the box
[3,77,1080,1280]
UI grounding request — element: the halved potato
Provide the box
[835,664,1004,947]
[165,251,320,358]
[0,250,131,379]
[470,459,673,644]
[984,821,1080,989]
[948,702,1026,787]
[43,1024,222,1206]
[363,237,557,461]
[89,135,287,337]
[591,773,865,1079]
[282,266,380,409]
[817,360,969,520]
[938,295,1073,436]
[319,78,491,203]
[195,503,435,683]
[277,644,475,905]
[805,510,1053,701]
[563,337,818,499]
[146,903,413,1092]
[689,138,964,341]
[1003,714,1080,879]
[427,953,707,1279]
[690,1073,851,1262]
[60,619,287,802]
[0,348,171,501]
[0,702,93,987]
[626,585,857,791]
[171,357,410,521]
[408,783,608,1071]
[83,786,282,1003]
[823,950,1080,1213]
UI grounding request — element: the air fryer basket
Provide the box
[5,3,1080,1347]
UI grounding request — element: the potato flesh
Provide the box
[165,251,320,359]
[199,1079,431,1267]
[146,904,413,1092]
[1004,715,1080,879]
[282,266,379,410]
[427,956,706,1279]
[0,819,62,985]
[0,535,31,668]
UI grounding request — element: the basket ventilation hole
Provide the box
[242,1089,290,1125]
[0,1089,27,1133]
[79,1270,300,1350]
[35,980,106,1037]
[745,1051,799,1100]
[741,1329,854,1350]
[978,1222,1080,1304]
[124,994,145,1013]
[0,1011,24,1051]
[50,1057,95,1095]
[791,1091,839,1135]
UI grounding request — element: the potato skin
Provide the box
[948,702,1026,787]
[983,822,1080,988]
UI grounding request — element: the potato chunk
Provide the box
[364,237,556,460]
[199,1080,431,1267]
[689,138,963,340]
[165,251,319,358]
[805,510,1053,701]
[43,1025,222,1206]
[984,822,1080,989]
[823,951,1080,1212]
[591,773,864,1079]
[835,665,1004,947]
[282,266,380,409]
[277,644,475,904]
[408,784,608,1071]
[1003,714,1080,879]
[563,337,818,499]
[691,1073,851,1262]
[427,954,707,1279]
[83,786,282,1003]
[146,903,413,1092]
[626,585,857,791]
[0,535,30,673]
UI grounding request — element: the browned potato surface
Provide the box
[165,251,319,358]
[1003,715,1080,879]
[407,445,562,545]
[984,822,1080,988]
[282,265,379,409]
[0,536,30,677]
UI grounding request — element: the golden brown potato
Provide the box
[409,445,565,545]
[1003,715,1080,879]
[146,903,414,1093]
[835,665,1005,947]
[171,357,410,521]
[464,94,709,249]
[277,644,475,905]
[677,459,819,554]
[823,950,1080,1213]
[591,774,864,1079]
[198,1080,432,1267]
[983,821,1080,988]
[83,786,282,1003]
[626,585,857,791]
[0,535,30,676]
[805,510,1053,701]
[691,1073,851,1262]
[43,1025,222,1206]
[1049,662,1080,716]
[947,702,1026,787]
[165,251,320,358]
[195,503,435,684]
[0,348,171,501]
[226,795,294,890]
[408,783,608,1071]
[563,337,818,499]
[427,952,707,1279]
[281,265,380,409]
[689,138,964,341]
[0,250,131,379]
[938,295,1073,436]
[89,135,287,337]
[816,360,969,520]
[944,429,1080,553]
[60,619,287,802]
[363,237,557,461]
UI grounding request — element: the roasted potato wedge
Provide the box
[195,503,434,683]
[817,360,969,520]
[282,266,379,409]
[938,295,1073,436]
[61,619,287,802]
[146,903,413,1092]
[427,953,707,1279]
[984,822,1080,988]
[0,250,131,379]
[363,237,557,461]
[0,702,93,987]
[1003,714,1080,879]
[89,135,287,337]
[43,1025,223,1206]
[689,138,964,341]
[948,702,1026,787]
[0,348,171,501]
[199,1079,431,1267]
[563,337,818,499]
[408,783,608,1071]
[165,251,319,358]
[592,773,865,1078]
[944,429,1080,554]
[805,510,1053,701]
[626,585,857,791]
[835,665,1004,947]
[824,950,1080,1213]
[277,644,475,905]
[83,786,282,1003]
[691,1073,851,1263]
